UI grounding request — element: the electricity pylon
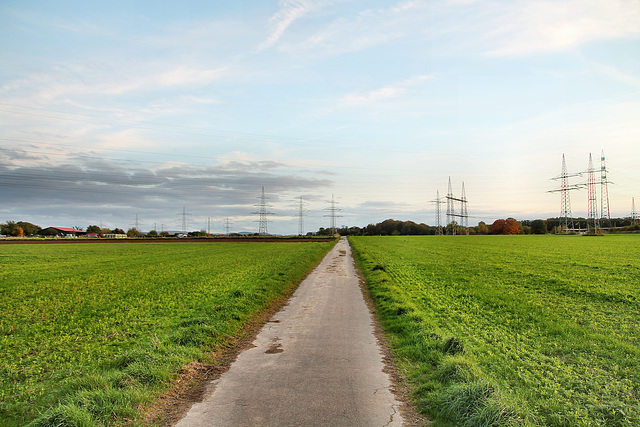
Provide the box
[600,150,612,228]
[587,153,600,234]
[254,186,274,236]
[549,154,581,233]
[431,190,445,235]
[323,194,342,235]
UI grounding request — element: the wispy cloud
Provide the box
[258,0,330,51]
[339,74,434,107]
[280,0,423,55]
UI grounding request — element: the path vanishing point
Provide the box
[176,237,405,426]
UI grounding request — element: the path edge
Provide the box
[348,237,431,427]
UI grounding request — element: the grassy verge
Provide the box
[0,240,335,426]
[349,235,640,426]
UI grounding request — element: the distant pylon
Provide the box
[254,186,274,236]
[323,194,342,235]
[632,197,638,225]
[461,182,469,234]
[445,177,468,235]
[446,178,455,235]
[431,190,445,235]
[224,218,233,235]
[549,154,581,233]
[600,150,611,227]
[298,196,305,236]
[587,153,600,233]
[177,206,191,234]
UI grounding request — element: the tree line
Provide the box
[315,217,640,236]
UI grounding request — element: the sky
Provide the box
[1,0,639,234]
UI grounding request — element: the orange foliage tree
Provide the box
[489,219,522,235]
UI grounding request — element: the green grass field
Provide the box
[0,240,334,426]
[349,235,640,426]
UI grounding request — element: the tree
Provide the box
[86,225,101,234]
[127,227,141,237]
[147,229,158,237]
[474,222,489,235]
[531,219,547,235]
[1,221,20,236]
[100,228,112,235]
[112,228,125,235]
[489,219,522,235]
[17,221,41,236]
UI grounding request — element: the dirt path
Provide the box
[175,237,407,426]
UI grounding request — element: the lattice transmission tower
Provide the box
[431,190,445,235]
[632,197,638,226]
[445,177,469,235]
[254,186,274,235]
[600,150,612,228]
[549,154,581,233]
[323,194,342,235]
[298,196,306,236]
[177,206,191,234]
[587,153,600,234]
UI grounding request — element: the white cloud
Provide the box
[340,74,434,106]
[479,0,640,56]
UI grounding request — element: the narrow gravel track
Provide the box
[176,237,404,426]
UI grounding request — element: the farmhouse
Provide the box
[38,227,86,238]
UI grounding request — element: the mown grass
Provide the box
[349,235,640,426]
[0,240,335,426]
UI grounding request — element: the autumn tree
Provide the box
[489,219,522,235]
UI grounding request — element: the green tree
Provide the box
[86,225,101,234]
[16,221,41,236]
[147,229,158,237]
[1,221,20,236]
[474,222,489,235]
[112,228,125,234]
[127,228,141,237]
[531,219,547,234]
